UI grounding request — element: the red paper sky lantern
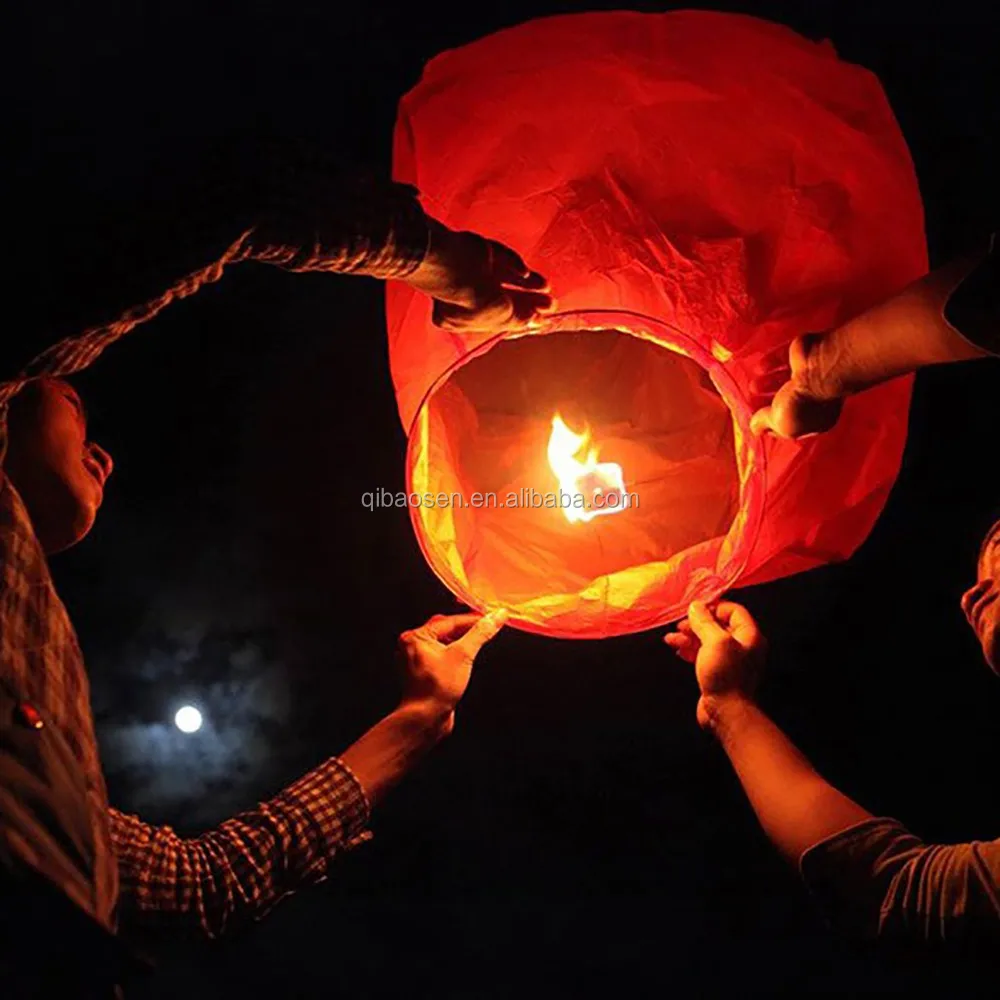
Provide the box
[386,10,927,638]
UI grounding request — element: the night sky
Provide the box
[9,2,999,996]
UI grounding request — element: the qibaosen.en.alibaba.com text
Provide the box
[361,487,640,513]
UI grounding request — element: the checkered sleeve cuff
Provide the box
[274,756,373,878]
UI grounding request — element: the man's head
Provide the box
[4,378,113,554]
[962,518,1000,675]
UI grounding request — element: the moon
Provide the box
[174,705,203,733]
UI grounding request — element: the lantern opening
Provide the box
[407,311,765,638]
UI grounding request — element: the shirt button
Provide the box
[17,702,44,729]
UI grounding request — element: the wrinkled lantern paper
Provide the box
[386,11,926,638]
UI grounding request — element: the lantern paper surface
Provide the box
[386,11,926,638]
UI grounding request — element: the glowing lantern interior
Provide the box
[408,315,762,637]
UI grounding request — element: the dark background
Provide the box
[9,1,999,996]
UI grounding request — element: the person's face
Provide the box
[3,379,113,554]
[961,518,1000,676]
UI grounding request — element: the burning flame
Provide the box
[547,414,627,524]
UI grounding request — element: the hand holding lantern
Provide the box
[665,601,767,732]
[341,610,508,805]
[407,219,553,333]
[398,610,509,733]
[749,335,844,440]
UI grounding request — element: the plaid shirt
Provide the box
[0,168,430,941]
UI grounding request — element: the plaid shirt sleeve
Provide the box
[110,756,373,939]
[0,152,430,454]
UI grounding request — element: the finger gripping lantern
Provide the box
[386,11,926,638]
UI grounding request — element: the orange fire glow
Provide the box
[547,414,627,524]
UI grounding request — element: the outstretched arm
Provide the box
[751,233,998,439]
[112,609,506,939]
[701,692,873,865]
[109,755,370,940]
[0,142,550,455]
[667,603,872,861]
[666,602,1000,944]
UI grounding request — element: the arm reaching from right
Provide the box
[665,602,874,861]
[751,234,998,439]
[665,601,1000,945]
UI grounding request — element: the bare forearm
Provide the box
[704,695,873,865]
[806,250,990,399]
[340,700,452,807]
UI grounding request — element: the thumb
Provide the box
[750,405,775,437]
[454,608,509,657]
[686,601,728,645]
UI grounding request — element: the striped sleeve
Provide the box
[0,152,430,461]
[110,757,372,939]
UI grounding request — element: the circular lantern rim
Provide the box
[405,308,767,639]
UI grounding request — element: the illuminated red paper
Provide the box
[386,11,926,638]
